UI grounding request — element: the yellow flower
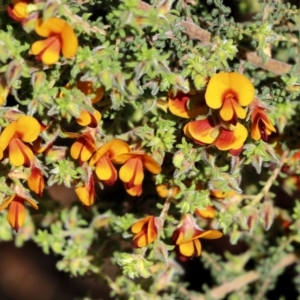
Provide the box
[76,109,101,128]
[7,0,29,22]
[68,132,96,164]
[250,105,276,141]
[168,90,208,118]
[76,81,104,104]
[0,193,38,232]
[75,176,95,207]
[172,214,222,260]
[184,117,248,155]
[195,206,216,219]
[114,152,162,196]
[31,18,78,65]
[27,167,45,197]
[205,72,254,124]
[0,116,41,167]
[130,215,158,248]
[156,184,180,198]
[89,139,130,185]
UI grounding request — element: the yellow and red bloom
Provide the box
[7,0,29,22]
[0,115,41,167]
[130,215,158,248]
[89,139,130,186]
[168,91,208,118]
[31,18,78,65]
[250,105,276,142]
[195,206,216,219]
[0,193,38,231]
[76,109,101,128]
[184,117,248,155]
[156,184,180,198]
[76,81,104,104]
[75,176,95,207]
[205,72,254,124]
[27,166,45,197]
[172,214,222,260]
[114,152,162,196]
[69,132,96,165]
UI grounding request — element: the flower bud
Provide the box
[260,201,275,231]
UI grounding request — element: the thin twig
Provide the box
[138,1,297,75]
[249,150,289,207]
[189,253,298,300]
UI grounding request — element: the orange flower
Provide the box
[250,106,276,142]
[76,81,104,104]
[77,109,101,128]
[205,72,254,124]
[0,193,38,231]
[27,166,45,197]
[168,91,208,118]
[68,132,96,164]
[114,152,162,196]
[7,0,29,22]
[130,215,158,247]
[156,184,180,198]
[0,116,41,167]
[75,176,95,207]
[195,206,216,219]
[172,214,222,260]
[31,18,78,65]
[89,139,130,185]
[184,117,248,154]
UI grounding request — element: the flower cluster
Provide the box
[72,138,161,206]
[8,1,78,65]
[0,116,42,230]
[169,72,276,154]
[129,213,222,260]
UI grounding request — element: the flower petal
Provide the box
[228,72,255,106]
[76,81,104,103]
[9,138,33,167]
[205,72,254,108]
[27,167,44,197]
[214,123,247,151]
[125,183,143,196]
[184,119,217,145]
[0,121,17,151]
[142,154,161,174]
[168,91,208,118]
[7,198,26,231]
[0,195,15,211]
[61,24,78,59]
[95,155,117,183]
[75,179,95,207]
[119,157,144,186]
[16,116,40,142]
[93,139,130,164]
[70,135,95,162]
[131,216,153,233]
[178,240,196,257]
[198,230,223,239]
[41,38,61,65]
[132,230,147,247]
[35,17,66,37]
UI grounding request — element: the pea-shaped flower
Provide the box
[205,72,254,124]
[130,215,158,248]
[31,18,78,65]
[172,214,222,260]
[114,152,162,196]
[0,116,41,167]
[0,193,38,231]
